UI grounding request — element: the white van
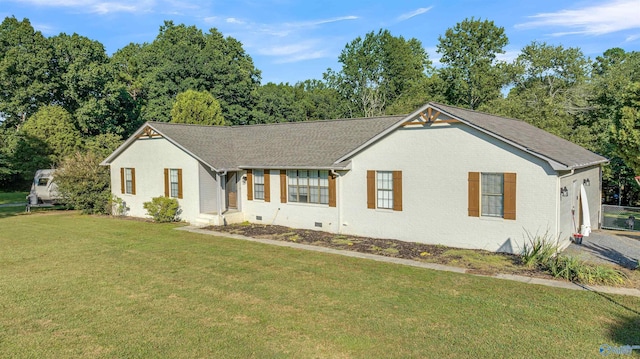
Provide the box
[28,169,60,205]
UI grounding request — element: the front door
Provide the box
[226,172,237,209]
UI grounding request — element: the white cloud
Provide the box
[5,0,157,14]
[516,0,640,36]
[397,7,433,22]
[226,17,245,25]
[205,14,358,64]
[92,2,140,14]
[626,34,640,42]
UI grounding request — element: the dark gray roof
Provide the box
[429,102,608,170]
[148,116,406,170]
[103,102,607,172]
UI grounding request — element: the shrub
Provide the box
[110,195,128,216]
[55,151,111,214]
[143,196,181,223]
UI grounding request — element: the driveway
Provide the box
[564,230,640,269]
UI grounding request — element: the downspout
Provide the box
[556,169,575,242]
[217,170,227,225]
[331,169,342,234]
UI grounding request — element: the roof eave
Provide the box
[239,162,352,171]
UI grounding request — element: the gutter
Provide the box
[331,169,342,234]
[238,163,352,171]
[217,169,227,225]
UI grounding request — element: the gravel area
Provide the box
[564,230,640,269]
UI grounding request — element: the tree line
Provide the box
[0,16,638,206]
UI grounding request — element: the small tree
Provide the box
[55,151,111,214]
[170,89,226,125]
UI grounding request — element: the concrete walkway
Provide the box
[176,226,640,297]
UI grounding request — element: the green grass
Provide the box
[0,191,28,205]
[1,212,639,358]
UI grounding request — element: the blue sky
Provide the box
[1,0,640,84]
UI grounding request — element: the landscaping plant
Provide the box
[143,196,181,222]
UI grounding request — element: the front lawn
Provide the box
[1,212,639,358]
[0,191,28,204]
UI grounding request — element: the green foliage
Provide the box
[54,151,111,214]
[21,105,82,164]
[0,17,53,127]
[170,89,225,125]
[486,42,590,139]
[611,82,640,175]
[521,231,627,285]
[437,18,509,110]
[48,33,111,135]
[325,29,432,117]
[143,196,181,222]
[135,21,260,125]
[110,195,128,216]
[520,230,559,268]
[82,133,123,159]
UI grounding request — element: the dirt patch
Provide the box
[205,223,556,279]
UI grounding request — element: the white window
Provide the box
[481,173,504,217]
[254,169,264,200]
[124,168,133,194]
[376,171,393,209]
[288,170,329,204]
[170,169,179,198]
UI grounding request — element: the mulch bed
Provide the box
[205,223,545,277]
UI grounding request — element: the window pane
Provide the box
[481,173,503,217]
[125,168,133,194]
[376,171,393,209]
[254,169,264,184]
[310,186,319,203]
[320,187,329,204]
[288,185,298,202]
[253,170,264,199]
[255,184,264,200]
[170,169,179,198]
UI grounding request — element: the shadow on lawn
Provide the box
[0,204,66,219]
[582,288,640,346]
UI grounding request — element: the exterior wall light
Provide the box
[583,178,590,186]
[560,186,569,197]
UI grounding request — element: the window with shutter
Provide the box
[164,168,182,199]
[122,168,135,195]
[367,170,402,211]
[469,172,516,220]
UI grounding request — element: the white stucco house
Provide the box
[101,102,608,253]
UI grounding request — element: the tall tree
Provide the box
[249,83,306,124]
[295,80,350,120]
[137,21,260,124]
[49,33,112,135]
[324,29,432,117]
[486,42,590,139]
[0,17,53,127]
[437,18,509,110]
[20,105,82,165]
[170,90,226,125]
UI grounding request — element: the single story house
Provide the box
[101,102,608,253]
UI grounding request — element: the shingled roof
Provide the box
[428,102,608,170]
[102,102,607,172]
[134,115,406,170]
